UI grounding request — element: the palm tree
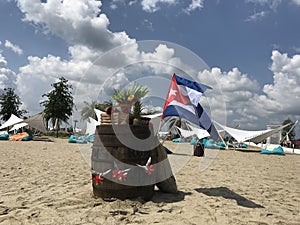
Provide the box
[80,100,97,122]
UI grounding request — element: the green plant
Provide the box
[113,82,149,105]
[133,101,143,118]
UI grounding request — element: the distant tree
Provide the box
[80,100,98,122]
[40,77,74,130]
[282,118,296,141]
[0,88,27,121]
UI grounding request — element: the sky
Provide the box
[0,0,300,135]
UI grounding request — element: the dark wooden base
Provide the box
[194,144,205,157]
[93,179,154,201]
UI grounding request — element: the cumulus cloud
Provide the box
[185,0,204,14]
[4,40,23,55]
[10,0,300,130]
[17,0,132,51]
[0,53,17,93]
[196,51,300,129]
[245,11,267,22]
[13,0,133,114]
[291,0,300,5]
[261,50,300,115]
[16,52,93,113]
[15,33,198,115]
[197,67,260,127]
[129,0,137,6]
[141,0,177,13]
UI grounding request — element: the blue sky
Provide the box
[0,0,300,135]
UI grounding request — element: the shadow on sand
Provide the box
[151,190,192,203]
[195,187,264,208]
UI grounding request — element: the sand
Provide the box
[0,139,299,225]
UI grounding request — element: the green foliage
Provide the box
[282,118,296,140]
[113,82,149,104]
[133,101,143,118]
[0,88,27,121]
[40,77,74,128]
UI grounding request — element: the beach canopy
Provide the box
[23,112,48,133]
[9,122,28,132]
[176,125,210,139]
[141,113,163,119]
[215,121,291,144]
[0,114,23,130]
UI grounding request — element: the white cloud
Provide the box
[129,0,137,6]
[261,50,300,115]
[0,54,7,68]
[245,0,300,10]
[109,0,126,10]
[10,0,300,130]
[17,0,132,51]
[245,0,282,11]
[291,0,300,5]
[0,53,17,92]
[185,0,204,14]
[141,0,177,13]
[293,46,300,53]
[4,40,23,55]
[197,67,260,127]
[198,51,300,129]
[110,4,118,10]
[14,37,197,115]
[16,52,94,113]
[245,11,267,22]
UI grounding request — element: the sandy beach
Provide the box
[0,139,299,225]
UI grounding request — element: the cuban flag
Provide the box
[163,74,221,141]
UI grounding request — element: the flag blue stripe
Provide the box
[164,103,220,141]
[163,104,200,126]
[174,74,212,93]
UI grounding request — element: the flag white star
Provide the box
[169,88,177,98]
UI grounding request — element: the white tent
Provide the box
[215,121,291,144]
[9,122,28,132]
[176,125,210,139]
[85,117,100,135]
[0,114,23,130]
[141,112,163,119]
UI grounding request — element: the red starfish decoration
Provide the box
[92,173,104,185]
[137,157,154,175]
[145,163,154,175]
[112,169,130,182]
[91,169,111,185]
